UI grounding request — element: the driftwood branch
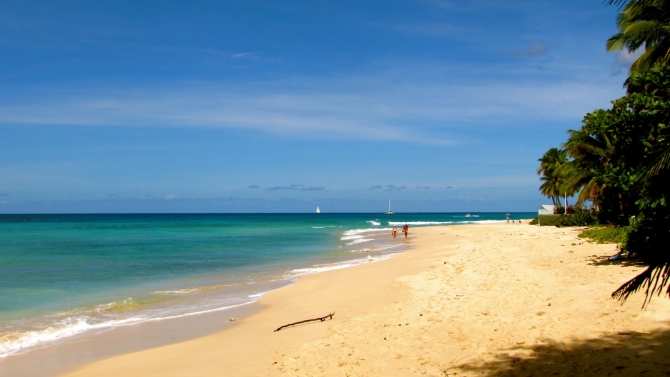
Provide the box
[274,312,335,332]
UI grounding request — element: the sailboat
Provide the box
[316,207,321,214]
[385,200,394,215]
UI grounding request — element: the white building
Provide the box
[538,205,555,215]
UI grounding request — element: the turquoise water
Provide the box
[0,212,534,356]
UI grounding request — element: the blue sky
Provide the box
[0,0,636,213]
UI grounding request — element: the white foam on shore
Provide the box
[286,262,361,277]
[341,229,387,246]
[153,288,200,295]
[366,220,381,226]
[388,221,455,226]
[341,234,364,241]
[388,220,505,226]
[373,243,405,251]
[0,298,259,358]
[346,238,373,245]
[342,228,391,236]
[285,253,392,278]
[351,244,405,253]
[0,316,143,358]
[152,284,232,296]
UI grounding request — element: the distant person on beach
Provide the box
[392,226,397,239]
[506,213,511,223]
[402,224,408,239]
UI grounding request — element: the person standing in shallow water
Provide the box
[402,224,408,240]
[392,226,398,239]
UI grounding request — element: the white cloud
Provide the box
[0,61,622,144]
[503,43,549,58]
[616,48,644,65]
[231,52,252,59]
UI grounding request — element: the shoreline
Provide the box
[0,299,262,377]
[10,222,670,376]
[0,224,410,377]
[0,217,412,367]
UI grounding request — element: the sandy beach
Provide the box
[46,223,670,376]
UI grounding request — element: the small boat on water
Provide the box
[316,207,321,214]
[385,200,394,215]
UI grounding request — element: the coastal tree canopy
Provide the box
[537,66,670,306]
[607,0,670,80]
[535,0,670,305]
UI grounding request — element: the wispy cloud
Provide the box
[387,22,461,39]
[268,185,326,192]
[616,48,644,65]
[416,186,431,189]
[611,48,645,76]
[301,186,326,191]
[231,52,252,59]
[0,58,622,146]
[502,42,549,58]
[384,184,407,191]
[247,184,259,189]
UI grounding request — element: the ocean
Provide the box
[0,212,534,357]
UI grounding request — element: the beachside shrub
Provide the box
[533,211,599,227]
[553,206,582,215]
[578,226,629,246]
[533,215,560,226]
[537,2,670,305]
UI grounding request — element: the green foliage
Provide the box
[578,226,629,246]
[537,148,569,206]
[561,124,613,209]
[607,0,670,77]
[532,211,599,227]
[538,63,670,305]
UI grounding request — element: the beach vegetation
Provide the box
[578,226,629,246]
[537,15,670,305]
[607,0,670,80]
[537,148,569,206]
[531,210,599,228]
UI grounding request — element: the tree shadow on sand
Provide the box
[587,254,646,268]
[451,327,670,376]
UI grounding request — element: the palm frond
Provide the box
[613,264,670,307]
[640,143,670,180]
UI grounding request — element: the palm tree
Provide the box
[642,144,670,180]
[559,127,615,210]
[607,0,658,7]
[607,0,670,75]
[537,148,568,206]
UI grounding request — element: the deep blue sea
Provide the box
[0,212,534,357]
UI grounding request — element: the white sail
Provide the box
[385,200,394,215]
[316,207,321,214]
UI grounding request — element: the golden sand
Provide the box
[62,223,670,376]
